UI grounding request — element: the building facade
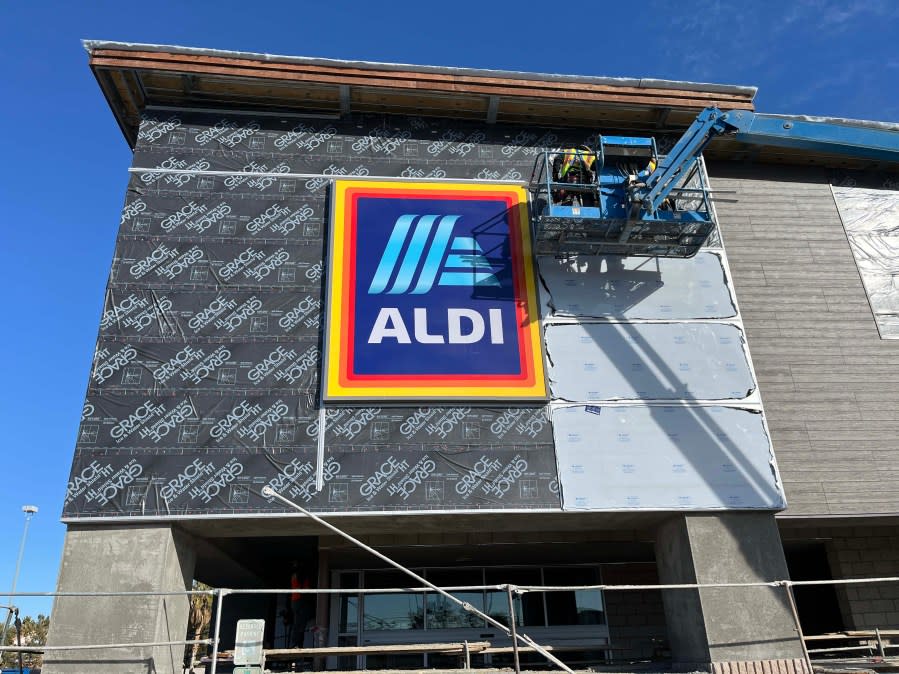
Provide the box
[46,42,899,674]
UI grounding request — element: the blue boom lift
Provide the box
[530,107,899,258]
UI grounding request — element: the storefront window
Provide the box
[338,572,359,633]
[363,570,424,631]
[544,567,605,626]
[424,569,485,629]
[484,568,545,627]
[342,564,606,639]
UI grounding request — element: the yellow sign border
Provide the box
[323,179,546,401]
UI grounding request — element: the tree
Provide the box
[184,581,213,670]
[1,612,49,669]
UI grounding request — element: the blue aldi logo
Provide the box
[323,180,546,402]
[367,214,500,295]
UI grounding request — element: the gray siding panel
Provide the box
[710,164,899,516]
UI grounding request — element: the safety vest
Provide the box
[291,572,309,601]
[557,148,595,179]
[637,158,658,180]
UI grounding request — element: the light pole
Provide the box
[1,505,38,649]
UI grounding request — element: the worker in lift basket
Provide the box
[551,145,596,206]
[632,157,658,188]
[627,156,672,210]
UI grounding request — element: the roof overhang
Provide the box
[85,40,756,148]
[85,41,896,170]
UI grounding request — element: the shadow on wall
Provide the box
[545,253,783,512]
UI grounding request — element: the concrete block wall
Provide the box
[709,164,899,516]
[602,563,668,661]
[827,526,899,630]
[782,525,899,630]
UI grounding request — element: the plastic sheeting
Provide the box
[537,252,736,320]
[66,107,785,518]
[552,405,783,510]
[65,445,560,516]
[69,396,559,515]
[76,395,551,450]
[128,110,583,183]
[544,323,755,401]
[65,109,584,519]
[832,186,899,339]
[98,290,322,340]
[112,241,323,288]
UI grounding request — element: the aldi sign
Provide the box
[323,180,546,402]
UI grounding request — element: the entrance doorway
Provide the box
[784,542,844,635]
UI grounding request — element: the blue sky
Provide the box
[1,0,897,618]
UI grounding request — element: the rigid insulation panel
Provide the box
[544,323,755,401]
[536,158,782,511]
[537,252,736,320]
[552,405,783,510]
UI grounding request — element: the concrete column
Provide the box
[655,513,807,673]
[44,524,196,674]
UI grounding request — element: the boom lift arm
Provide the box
[641,107,899,215]
[638,107,740,216]
[530,106,899,258]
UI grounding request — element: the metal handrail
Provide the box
[4,572,899,671]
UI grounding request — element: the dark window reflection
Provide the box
[348,565,605,636]
[364,570,425,631]
[425,569,485,629]
[485,568,545,627]
[544,567,605,626]
[339,572,360,633]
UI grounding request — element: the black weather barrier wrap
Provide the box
[63,110,580,518]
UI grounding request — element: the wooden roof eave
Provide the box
[89,47,755,148]
[89,48,755,106]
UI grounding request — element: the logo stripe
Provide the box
[368,214,416,294]
[445,254,485,268]
[411,215,458,294]
[450,236,478,251]
[388,214,438,294]
[369,214,502,295]
[439,271,501,286]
